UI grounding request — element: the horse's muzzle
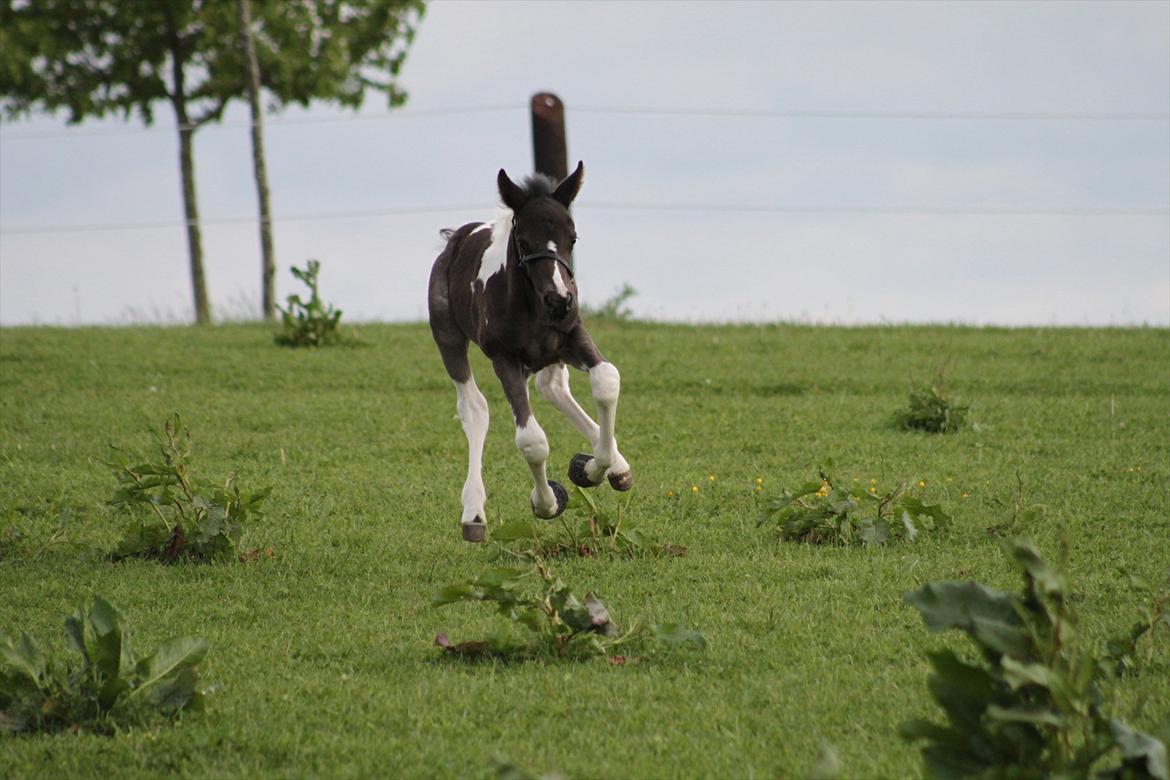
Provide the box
[543,292,573,322]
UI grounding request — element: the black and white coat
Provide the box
[427,162,632,541]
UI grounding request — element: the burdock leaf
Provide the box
[132,635,207,702]
[0,631,46,686]
[1005,538,1065,599]
[433,583,478,607]
[901,496,951,525]
[1109,720,1169,780]
[904,581,1029,657]
[985,704,1065,728]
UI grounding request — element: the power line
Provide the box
[0,203,493,235]
[2,101,1167,141]
[573,105,1170,121]
[3,202,1166,236]
[0,104,523,141]
[578,202,1170,217]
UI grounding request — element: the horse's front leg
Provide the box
[493,358,569,519]
[562,332,633,491]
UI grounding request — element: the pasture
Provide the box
[1,321,1167,779]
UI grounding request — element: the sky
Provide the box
[1,0,1168,327]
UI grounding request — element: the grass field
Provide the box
[1,320,1168,779]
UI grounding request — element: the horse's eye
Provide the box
[570,234,579,245]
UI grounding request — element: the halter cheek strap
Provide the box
[512,230,575,279]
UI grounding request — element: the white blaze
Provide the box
[547,241,570,296]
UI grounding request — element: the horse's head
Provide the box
[497,162,585,328]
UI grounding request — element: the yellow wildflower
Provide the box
[691,485,699,494]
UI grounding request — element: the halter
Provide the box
[512,229,575,280]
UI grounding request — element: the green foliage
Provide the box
[275,260,345,347]
[104,414,269,562]
[760,468,950,545]
[0,596,207,735]
[433,558,706,659]
[901,538,1169,780]
[491,487,685,559]
[0,1,425,124]
[896,384,970,433]
[1102,570,1170,679]
[1,323,1167,778]
[583,283,638,321]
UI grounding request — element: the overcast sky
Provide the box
[1,0,1168,326]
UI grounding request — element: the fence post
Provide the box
[531,92,568,184]
[530,92,570,268]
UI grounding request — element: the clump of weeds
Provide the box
[491,487,684,559]
[103,413,270,563]
[432,556,705,661]
[759,466,950,546]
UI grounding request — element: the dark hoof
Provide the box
[533,481,569,519]
[608,471,634,492]
[461,521,486,543]
[550,480,569,516]
[568,453,603,488]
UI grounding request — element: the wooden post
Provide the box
[530,92,570,269]
[531,92,568,184]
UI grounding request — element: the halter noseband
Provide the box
[512,229,575,280]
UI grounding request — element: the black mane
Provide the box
[510,173,559,208]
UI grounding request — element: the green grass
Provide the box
[1,321,1167,779]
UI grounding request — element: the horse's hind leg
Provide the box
[435,339,490,541]
[493,358,568,520]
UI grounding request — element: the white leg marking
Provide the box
[586,362,630,483]
[455,378,489,525]
[516,416,558,517]
[536,364,600,447]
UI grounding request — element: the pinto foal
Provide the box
[427,162,632,541]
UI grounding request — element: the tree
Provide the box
[0,0,425,324]
[227,0,426,320]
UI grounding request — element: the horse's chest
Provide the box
[479,320,567,372]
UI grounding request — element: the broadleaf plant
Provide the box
[0,596,207,734]
[895,383,969,433]
[433,558,706,660]
[760,469,949,546]
[491,487,685,559]
[104,414,270,562]
[275,259,344,347]
[901,538,1168,780]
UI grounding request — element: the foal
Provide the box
[428,162,632,542]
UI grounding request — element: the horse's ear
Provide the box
[551,161,584,209]
[498,168,525,211]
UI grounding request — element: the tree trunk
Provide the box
[175,125,210,324]
[166,24,210,325]
[238,0,276,320]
